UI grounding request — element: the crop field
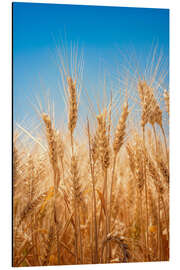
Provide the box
[13,43,169,266]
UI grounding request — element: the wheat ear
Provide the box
[67,76,78,154]
[164,89,169,115]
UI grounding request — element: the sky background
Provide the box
[13,2,169,130]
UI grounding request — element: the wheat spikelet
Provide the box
[143,84,168,163]
[55,130,64,161]
[156,155,169,185]
[96,109,110,170]
[13,145,19,181]
[144,148,164,194]
[27,156,37,200]
[145,85,160,126]
[113,101,129,155]
[164,89,169,115]
[91,133,99,165]
[42,114,57,167]
[138,80,162,128]
[126,143,135,176]
[19,191,49,225]
[133,137,145,192]
[42,113,60,188]
[54,130,65,181]
[67,76,78,135]
[138,80,150,128]
[71,155,83,204]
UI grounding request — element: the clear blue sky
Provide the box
[13,2,169,126]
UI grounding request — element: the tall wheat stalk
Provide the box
[42,113,61,264]
[87,119,98,263]
[96,109,110,262]
[67,76,83,264]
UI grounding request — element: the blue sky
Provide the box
[13,2,169,126]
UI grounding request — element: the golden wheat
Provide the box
[13,49,169,266]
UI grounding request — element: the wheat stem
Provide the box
[87,119,98,263]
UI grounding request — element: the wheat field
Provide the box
[13,46,169,267]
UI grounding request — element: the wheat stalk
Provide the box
[87,119,98,263]
[96,109,110,262]
[108,100,129,259]
[42,113,61,264]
